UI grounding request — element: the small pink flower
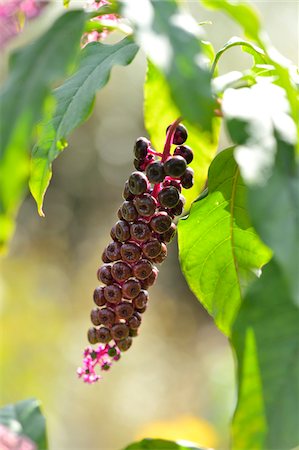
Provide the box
[77,343,121,384]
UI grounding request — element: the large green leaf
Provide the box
[144,61,220,209]
[0,10,85,251]
[123,438,206,450]
[29,37,138,215]
[120,0,215,130]
[0,398,47,449]
[222,83,299,306]
[232,259,299,449]
[178,148,271,335]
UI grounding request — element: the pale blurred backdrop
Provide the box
[0,1,298,449]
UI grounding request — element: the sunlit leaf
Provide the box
[232,260,299,449]
[121,0,215,130]
[0,398,47,449]
[29,37,138,215]
[0,10,85,251]
[178,147,271,335]
[123,438,206,450]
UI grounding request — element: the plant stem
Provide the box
[162,117,182,162]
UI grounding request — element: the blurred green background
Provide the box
[0,1,298,449]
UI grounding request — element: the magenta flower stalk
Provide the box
[78,118,194,384]
[81,0,119,47]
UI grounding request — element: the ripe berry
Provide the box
[181,167,194,189]
[163,178,182,192]
[164,156,187,178]
[123,181,134,201]
[115,220,130,242]
[161,222,176,243]
[141,267,158,289]
[167,123,188,145]
[136,305,147,314]
[110,225,117,241]
[171,195,185,216]
[133,259,153,280]
[102,249,111,263]
[128,312,141,329]
[121,201,138,222]
[115,301,134,319]
[122,279,141,299]
[97,264,113,285]
[130,221,151,242]
[134,137,150,160]
[103,284,122,304]
[120,242,142,263]
[158,187,180,208]
[93,286,106,307]
[111,261,132,283]
[150,212,172,233]
[134,193,156,217]
[96,327,111,344]
[129,328,138,337]
[174,145,193,164]
[111,323,129,341]
[152,242,167,264]
[117,337,132,352]
[90,308,101,326]
[142,238,162,259]
[134,158,143,171]
[105,241,122,261]
[98,308,116,327]
[88,327,98,344]
[128,171,148,195]
[133,290,148,309]
[146,161,165,183]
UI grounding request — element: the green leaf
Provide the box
[121,0,215,130]
[29,37,139,215]
[123,438,206,450]
[232,259,299,449]
[178,148,271,335]
[0,10,86,251]
[0,398,47,449]
[144,61,220,210]
[222,83,299,305]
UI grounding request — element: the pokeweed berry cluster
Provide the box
[78,118,194,383]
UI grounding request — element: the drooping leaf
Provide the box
[0,10,86,251]
[0,398,47,449]
[178,147,271,335]
[144,61,220,209]
[232,259,299,449]
[29,37,139,215]
[123,438,206,450]
[120,0,215,130]
[222,83,299,306]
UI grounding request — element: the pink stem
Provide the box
[162,117,182,163]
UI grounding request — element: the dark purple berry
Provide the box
[98,308,116,327]
[102,249,111,263]
[163,178,182,192]
[150,212,172,233]
[142,238,162,259]
[158,186,180,208]
[111,323,129,341]
[115,301,134,319]
[133,290,149,309]
[103,284,122,304]
[96,327,111,343]
[111,261,132,283]
[181,167,194,189]
[97,264,113,285]
[164,156,187,178]
[128,171,148,195]
[122,279,141,299]
[110,225,117,241]
[128,312,141,329]
[136,305,147,314]
[146,161,165,183]
[141,268,158,289]
[134,193,156,217]
[93,286,106,307]
[130,221,151,242]
[106,241,122,261]
[174,145,193,164]
[171,195,185,216]
[152,242,167,264]
[120,242,142,263]
[161,223,176,243]
[134,137,150,160]
[167,123,188,145]
[121,201,138,222]
[117,207,123,219]
[90,308,101,326]
[134,158,143,171]
[117,337,132,352]
[123,181,134,201]
[115,220,130,242]
[88,327,98,344]
[133,259,153,280]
